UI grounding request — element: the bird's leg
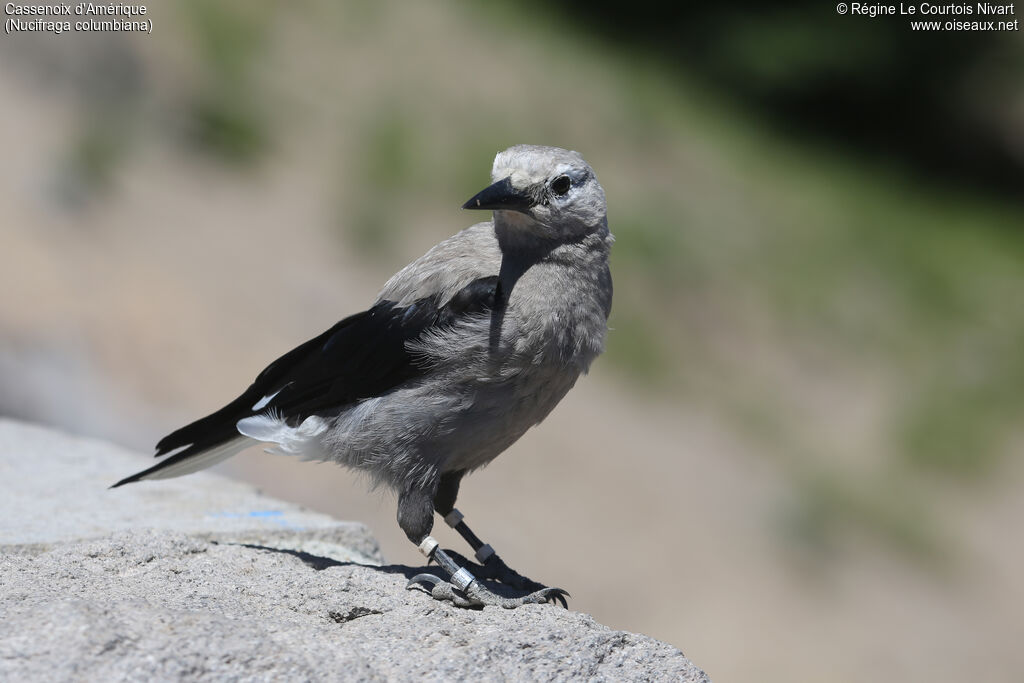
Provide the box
[400,479,567,609]
[438,508,554,595]
[431,470,552,592]
[407,537,568,609]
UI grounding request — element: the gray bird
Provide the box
[113,144,613,609]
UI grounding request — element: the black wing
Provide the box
[111,276,500,487]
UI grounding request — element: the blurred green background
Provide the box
[1,2,1022,681]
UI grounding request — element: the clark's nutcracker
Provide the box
[113,145,613,609]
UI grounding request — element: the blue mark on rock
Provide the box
[208,509,298,528]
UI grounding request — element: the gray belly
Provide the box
[319,284,604,489]
[433,366,581,473]
[318,364,580,490]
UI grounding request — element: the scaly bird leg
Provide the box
[438,508,560,596]
[406,535,568,609]
[402,473,567,609]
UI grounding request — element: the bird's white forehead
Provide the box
[490,145,587,187]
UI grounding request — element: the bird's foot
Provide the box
[406,573,569,609]
[441,549,549,593]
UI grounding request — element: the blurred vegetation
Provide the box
[347,109,418,256]
[540,0,1024,200]
[31,0,1023,564]
[177,0,272,163]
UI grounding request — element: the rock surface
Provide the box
[0,420,709,681]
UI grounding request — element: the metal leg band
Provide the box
[450,567,476,592]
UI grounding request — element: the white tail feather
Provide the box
[142,436,252,480]
[236,414,328,461]
[251,388,283,411]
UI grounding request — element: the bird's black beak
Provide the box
[462,177,535,214]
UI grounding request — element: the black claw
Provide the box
[539,588,569,608]
[406,573,442,591]
[406,576,571,610]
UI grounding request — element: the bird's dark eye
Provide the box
[551,175,571,196]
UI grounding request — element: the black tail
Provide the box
[110,386,263,488]
[111,296,455,489]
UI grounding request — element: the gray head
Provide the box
[463,145,607,243]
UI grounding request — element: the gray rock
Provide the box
[0,419,709,682]
[0,418,381,565]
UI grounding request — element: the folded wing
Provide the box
[111,276,500,487]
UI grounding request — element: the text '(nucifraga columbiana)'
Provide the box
[114,145,614,608]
